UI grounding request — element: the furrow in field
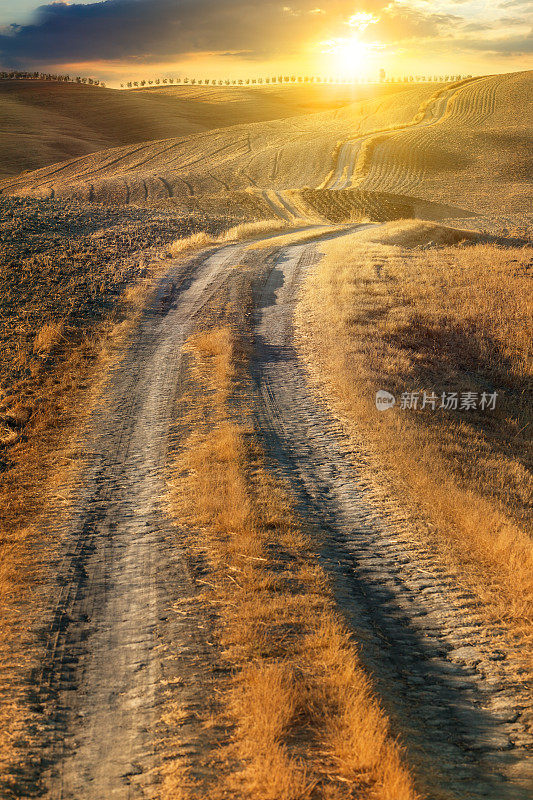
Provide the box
[322,76,485,192]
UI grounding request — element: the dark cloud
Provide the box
[0,0,389,67]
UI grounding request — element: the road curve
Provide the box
[7,227,532,799]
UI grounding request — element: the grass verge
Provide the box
[167,219,290,256]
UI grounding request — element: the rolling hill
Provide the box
[0,80,415,179]
[1,72,531,218]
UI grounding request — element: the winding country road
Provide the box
[11,227,533,799]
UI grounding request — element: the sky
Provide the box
[0,0,531,86]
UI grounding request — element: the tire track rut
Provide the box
[15,245,243,800]
[252,236,533,800]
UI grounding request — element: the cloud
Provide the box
[1,0,531,70]
[459,29,533,55]
[0,0,391,67]
[498,0,533,7]
[370,5,459,42]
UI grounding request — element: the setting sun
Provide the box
[320,35,383,75]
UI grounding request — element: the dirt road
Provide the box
[10,227,532,799]
[12,244,245,799]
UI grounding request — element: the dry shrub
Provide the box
[167,219,289,257]
[32,319,65,356]
[168,230,215,255]
[221,219,289,241]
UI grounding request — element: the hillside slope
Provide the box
[1,72,530,215]
[0,83,443,202]
[351,71,532,211]
[0,80,413,178]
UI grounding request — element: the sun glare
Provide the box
[320,35,382,75]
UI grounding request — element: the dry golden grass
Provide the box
[245,223,344,251]
[167,219,291,256]
[358,218,480,247]
[166,289,420,799]
[295,221,533,640]
[32,319,65,356]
